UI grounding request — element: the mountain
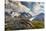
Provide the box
[34,13,44,21]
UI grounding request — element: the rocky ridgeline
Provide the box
[5,14,32,30]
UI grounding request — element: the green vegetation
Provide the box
[31,20,44,29]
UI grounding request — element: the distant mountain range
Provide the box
[34,13,44,21]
